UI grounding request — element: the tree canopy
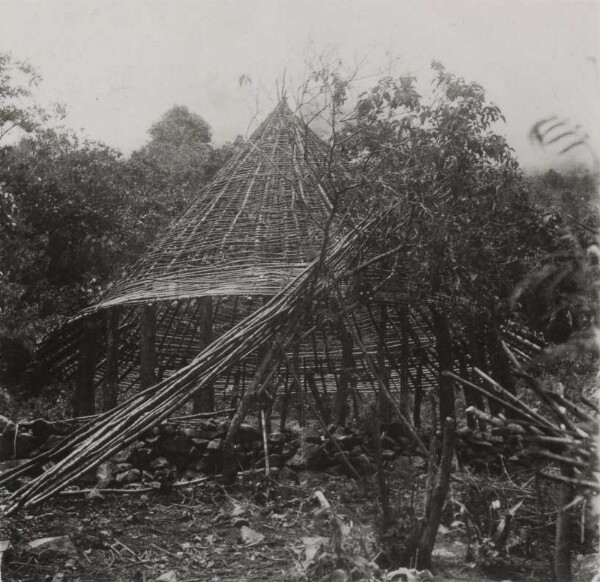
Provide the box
[0,61,237,390]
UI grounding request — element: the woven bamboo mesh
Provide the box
[38,99,542,412]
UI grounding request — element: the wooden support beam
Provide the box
[102,307,119,412]
[193,297,214,412]
[139,303,157,390]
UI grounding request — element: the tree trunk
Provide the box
[432,311,455,425]
[416,418,456,569]
[139,303,157,390]
[404,418,456,569]
[193,297,214,412]
[76,318,98,417]
[377,304,393,423]
[102,307,119,412]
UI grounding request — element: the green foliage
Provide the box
[0,130,131,391]
[512,168,599,358]
[333,62,550,319]
[0,59,235,392]
[126,106,240,249]
[0,53,43,140]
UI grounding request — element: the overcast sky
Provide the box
[1,0,599,170]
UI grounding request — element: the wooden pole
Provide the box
[399,306,411,422]
[458,353,476,430]
[373,401,393,528]
[555,466,574,582]
[102,307,119,412]
[413,353,424,429]
[294,350,305,428]
[335,322,354,426]
[76,318,97,417]
[306,370,330,425]
[139,303,157,390]
[376,304,392,424]
[468,324,488,425]
[487,323,516,418]
[193,297,214,412]
[279,367,292,431]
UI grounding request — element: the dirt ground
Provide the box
[0,458,580,582]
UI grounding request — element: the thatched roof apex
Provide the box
[96,99,334,310]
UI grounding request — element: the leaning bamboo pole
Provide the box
[0,225,363,515]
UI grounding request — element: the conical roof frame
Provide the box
[96,99,335,311]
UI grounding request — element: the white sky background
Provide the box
[1,0,599,170]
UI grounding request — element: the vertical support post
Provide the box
[335,322,354,426]
[193,297,214,412]
[306,370,330,425]
[459,353,477,430]
[102,307,119,412]
[399,305,411,422]
[279,368,291,432]
[140,303,157,390]
[76,318,97,417]
[413,353,424,428]
[294,350,305,428]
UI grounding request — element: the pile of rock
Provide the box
[0,413,515,490]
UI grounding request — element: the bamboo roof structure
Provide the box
[38,98,543,413]
[98,98,334,307]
